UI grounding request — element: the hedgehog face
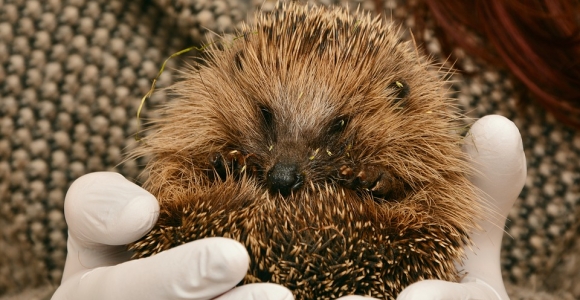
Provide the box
[131,3,480,299]
[155,5,446,202]
[208,82,411,200]
[207,66,413,199]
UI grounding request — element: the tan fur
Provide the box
[129,3,480,299]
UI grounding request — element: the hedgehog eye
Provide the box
[387,80,410,100]
[259,105,274,128]
[328,116,349,136]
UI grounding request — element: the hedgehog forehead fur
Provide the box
[131,3,481,299]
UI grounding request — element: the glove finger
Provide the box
[463,115,526,222]
[461,115,525,300]
[64,172,159,247]
[214,283,294,300]
[397,280,499,300]
[53,238,249,300]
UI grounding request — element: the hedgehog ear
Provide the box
[387,80,410,105]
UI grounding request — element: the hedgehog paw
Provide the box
[338,165,406,199]
[210,150,260,180]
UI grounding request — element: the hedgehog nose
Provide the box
[267,163,303,196]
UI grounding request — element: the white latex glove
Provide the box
[397,115,526,300]
[51,172,294,300]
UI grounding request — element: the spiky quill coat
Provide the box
[130,3,480,299]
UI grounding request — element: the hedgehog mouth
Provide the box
[265,161,305,197]
[209,149,409,201]
[209,150,305,197]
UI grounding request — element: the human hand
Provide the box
[397,115,526,300]
[51,172,293,300]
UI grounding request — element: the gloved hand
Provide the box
[51,172,294,300]
[397,115,526,300]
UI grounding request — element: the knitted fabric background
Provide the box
[0,0,578,299]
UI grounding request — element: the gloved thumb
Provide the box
[53,237,250,300]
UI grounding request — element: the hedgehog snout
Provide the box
[266,162,304,197]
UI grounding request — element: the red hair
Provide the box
[377,0,580,128]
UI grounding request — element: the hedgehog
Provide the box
[129,3,480,299]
